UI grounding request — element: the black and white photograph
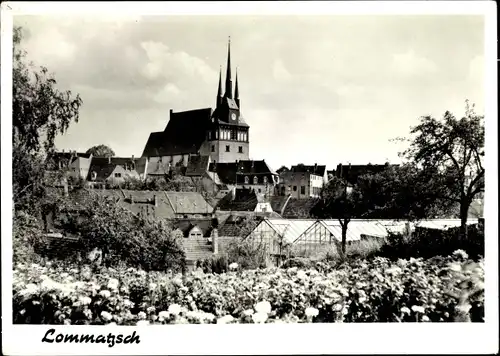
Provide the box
[1,1,498,355]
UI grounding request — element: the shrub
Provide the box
[52,190,186,272]
[12,211,45,265]
[12,252,484,324]
[378,224,484,260]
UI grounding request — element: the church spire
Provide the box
[217,65,223,107]
[224,36,233,99]
[234,67,240,109]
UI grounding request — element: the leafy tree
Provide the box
[313,176,366,254]
[400,101,485,239]
[12,26,82,213]
[355,164,457,220]
[85,144,115,158]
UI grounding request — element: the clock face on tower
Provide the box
[231,113,237,121]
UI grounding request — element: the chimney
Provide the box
[108,156,111,164]
[132,155,135,160]
[232,186,237,201]
[62,149,65,153]
[212,228,219,254]
[170,109,173,117]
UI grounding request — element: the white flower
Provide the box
[449,263,463,272]
[79,296,92,306]
[136,320,150,326]
[456,304,472,314]
[411,305,425,314]
[297,270,307,279]
[146,306,156,314]
[99,290,111,298]
[401,307,411,315]
[101,311,113,321]
[138,311,147,320]
[453,249,469,260]
[217,315,234,324]
[168,304,182,316]
[229,262,238,270]
[243,309,254,317]
[149,283,157,291]
[252,312,268,324]
[254,301,272,314]
[421,315,430,322]
[358,296,367,304]
[305,307,319,317]
[21,283,38,296]
[107,278,119,290]
[332,304,343,312]
[158,311,170,320]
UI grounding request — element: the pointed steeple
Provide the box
[224,36,233,99]
[216,65,223,107]
[234,67,240,109]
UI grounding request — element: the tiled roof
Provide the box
[164,191,214,214]
[172,219,214,237]
[290,164,326,176]
[142,108,213,157]
[87,157,147,181]
[282,198,320,219]
[186,155,210,176]
[46,151,92,170]
[216,188,258,212]
[208,160,277,185]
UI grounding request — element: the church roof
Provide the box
[186,155,211,177]
[142,108,213,157]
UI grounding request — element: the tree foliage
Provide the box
[401,101,485,237]
[12,26,82,214]
[85,144,115,158]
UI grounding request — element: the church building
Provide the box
[142,38,249,171]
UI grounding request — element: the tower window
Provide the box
[264,176,268,184]
[253,176,258,184]
[231,129,237,140]
[211,145,215,152]
[226,145,230,152]
[114,173,122,178]
[238,146,243,153]
[245,176,249,184]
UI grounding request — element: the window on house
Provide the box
[211,145,215,152]
[258,188,262,193]
[231,130,237,140]
[238,146,243,153]
[244,176,249,184]
[226,145,230,152]
[114,173,121,178]
[301,186,306,194]
[293,186,297,191]
[263,176,268,184]
[253,176,258,184]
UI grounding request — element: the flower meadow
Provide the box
[13,251,484,324]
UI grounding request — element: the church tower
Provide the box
[207,37,250,164]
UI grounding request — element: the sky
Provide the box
[14,14,485,171]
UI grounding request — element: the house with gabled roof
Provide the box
[276,163,327,199]
[87,156,148,187]
[46,150,93,181]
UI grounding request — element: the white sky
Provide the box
[14,14,485,171]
